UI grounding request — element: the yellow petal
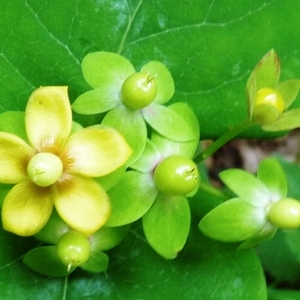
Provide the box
[0,132,35,184]
[25,86,72,152]
[61,126,132,177]
[53,175,111,236]
[2,180,53,236]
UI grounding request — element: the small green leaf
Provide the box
[262,108,300,132]
[247,49,280,92]
[70,121,84,135]
[142,194,190,259]
[95,165,127,191]
[23,246,75,277]
[276,155,300,199]
[34,210,69,244]
[102,106,147,166]
[141,61,175,104]
[106,171,157,227]
[151,102,200,158]
[257,157,287,200]
[251,103,281,125]
[142,103,195,142]
[169,102,200,141]
[238,222,277,250]
[199,198,266,242]
[80,250,109,273]
[276,79,300,109]
[219,169,270,207]
[91,225,130,251]
[72,87,120,114]
[131,139,161,173]
[81,51,135,88]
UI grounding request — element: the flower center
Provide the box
[27,152,63,187]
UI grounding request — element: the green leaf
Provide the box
[34,210,69,244]
[142,103,195,141]
[131,139,161,172]
[276,79,300,109]
[262,108,300,132]
[199,198,266,242]
[81,51,135,88]
[219,169,270,207]
[276,155,300,199]
[268,288,300,300]
[95,165,127,191]
[142,194,191,259]
[257,157,287,199]
[105,171,157,226]
[284,227,300,264]
[23,245,75,277]
[141,60,175,104]
[247,49,280,92]
[1,1,300,139]
[80,250,109,273]
[150,102,200,158]
[102,105,147,166]
[72,88,120,114]
[257,229,300,284]
[238,222,277,250]
[251,103,281,125]
[91,225,130,251]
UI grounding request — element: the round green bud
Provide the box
[57,231,90,268]
[252,88,284,125]
[268,198,300,229]
[27,152,63,187]
[121,72,157,109]
[154,155,199,196]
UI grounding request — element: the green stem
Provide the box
[194,120,253,163]
[62,275,69,300]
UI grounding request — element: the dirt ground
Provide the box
[203,129,300,186]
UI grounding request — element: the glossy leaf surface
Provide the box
[1,1,300,138]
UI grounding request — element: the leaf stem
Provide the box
[117,0,143,54]
[194,120,253,163]
[62,275,69,300]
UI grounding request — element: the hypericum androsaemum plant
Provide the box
[0,86,132,237]
[199,157,300,249]
[22,210,129,277]
[72,52,194,165]
[2,48,300,300]
[247,49,300,130]
[104,102,200,259]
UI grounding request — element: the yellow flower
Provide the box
[0,86,132,237]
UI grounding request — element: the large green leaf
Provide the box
[0,221,266,299]
[0,1,300,138]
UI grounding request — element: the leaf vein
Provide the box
[123,0,274,50]
[24,0,81,66]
